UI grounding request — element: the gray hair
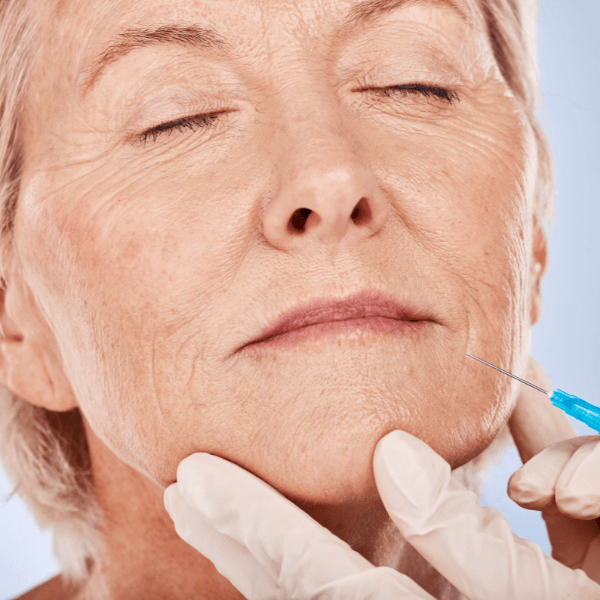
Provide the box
[0,0,551,585]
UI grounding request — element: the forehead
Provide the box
[45,0,481,68]
[25,0,485,138]
[51,0,477,25]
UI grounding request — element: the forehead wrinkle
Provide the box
[81,23,229,96]
[76,0,473,100]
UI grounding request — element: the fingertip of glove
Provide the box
[372,430,459,534]
[373,430,449,499]
[163,485,173,515]
[176,452,220,485]
[374,430,443,474]
[163,484,184,522]
[507,469,551,505]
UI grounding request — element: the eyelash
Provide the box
[138,84,459,144]
[372,83,460,104]
[138,112,223,145]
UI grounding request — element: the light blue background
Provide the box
[1,1,599,597]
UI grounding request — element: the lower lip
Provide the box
[242,316,430,353]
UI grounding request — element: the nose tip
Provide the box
[263,159,390,252]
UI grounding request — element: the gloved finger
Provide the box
[166,482,435,600]
[373,430,600,600]
[508,356,576,465]
[556,439,600,519]
[175,453,434,599]
[540,502,600,574]
[164,484,285,599]
[508,437,594,509]
[505,357,600,571]
[507,435,600,571]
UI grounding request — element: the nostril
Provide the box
[351,197,371,225]
[287,198,371,236]
[288,208,312,234]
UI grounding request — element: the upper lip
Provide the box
[248,290,432,345]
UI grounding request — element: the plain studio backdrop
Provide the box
[1,1,599,597]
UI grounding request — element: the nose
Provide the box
[262,102,390,252]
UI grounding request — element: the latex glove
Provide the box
[508,357,600,584]
[164,441,434,600]
[164,430,600,599]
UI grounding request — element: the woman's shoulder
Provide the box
[11,574,81,600]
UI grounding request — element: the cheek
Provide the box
[19,138,281,485]
[378,108,533,246]
[372,92,536,321]
[17,166,229,480]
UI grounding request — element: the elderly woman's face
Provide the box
[17,0,539,500]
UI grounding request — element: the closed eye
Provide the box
[137,112,225,145]
[372,84,460,104]
[136,84,457,145]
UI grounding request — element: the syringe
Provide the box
[466,353,600,434]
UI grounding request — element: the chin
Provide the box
[244,410,505,507]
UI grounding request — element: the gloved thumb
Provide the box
[373,430,600,600]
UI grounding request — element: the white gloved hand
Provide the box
[508,357,600,586]
[164,428,600,599]
[164,437,434,600]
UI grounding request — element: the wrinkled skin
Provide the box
[1,0,546,597]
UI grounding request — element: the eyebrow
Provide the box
[343,0,467,28]
[82,24,228,94]
[82,0,467,96]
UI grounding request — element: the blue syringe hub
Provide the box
[550,389,600,434]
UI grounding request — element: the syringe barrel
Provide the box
[550,389,600,433]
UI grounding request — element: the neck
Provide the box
[78,423,446,600]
